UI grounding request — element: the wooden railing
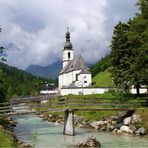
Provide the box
[0,96,147,115]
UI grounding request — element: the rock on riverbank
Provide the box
[38,113,64,124]
[38,110,147,136]
[89,110,147,136]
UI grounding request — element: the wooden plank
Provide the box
[6,111,37,115]
[0,102,11,105]
[70,108,142,111]
[0,109,13,112]
[0,106,12,109]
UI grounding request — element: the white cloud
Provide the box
[0,0,138,69]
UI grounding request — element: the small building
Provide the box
[40,83,58,94]
[58,29,92,90]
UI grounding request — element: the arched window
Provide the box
[68,52,70,59]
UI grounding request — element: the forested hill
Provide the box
[0,62,53,102]
[91,55,111,77]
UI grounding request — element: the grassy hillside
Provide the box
[91,55,111,77]
[92,69,112,87]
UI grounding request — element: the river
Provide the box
[12,114,148,147]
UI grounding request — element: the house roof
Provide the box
[59,55,91,75]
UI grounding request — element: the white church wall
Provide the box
[77,74,92,87]
[59,71,75,89]
[58,75,63,89]
[72,70,81,81]
[60,87,109,95]
[63,50,74,68]
[130,88,147,94]
[60,87,147,96]
[66,72,73,84]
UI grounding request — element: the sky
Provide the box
[0,0,138,69]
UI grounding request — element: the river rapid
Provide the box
[12,114,148,148]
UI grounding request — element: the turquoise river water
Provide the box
[12,114,148,148]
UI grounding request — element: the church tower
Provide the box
[63,28,74,68]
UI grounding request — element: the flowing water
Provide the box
[13,114,148,148]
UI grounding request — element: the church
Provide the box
[58,29,92,90]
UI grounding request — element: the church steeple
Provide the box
[63,28,74,68]
[64,27,73,49]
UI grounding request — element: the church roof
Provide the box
[59,55,91,75]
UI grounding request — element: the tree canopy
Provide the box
[0,27,6,102]
[0,62,53,102]
[110,0,148,94]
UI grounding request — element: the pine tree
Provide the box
[127,0,148,94]
[0,27,6,102]
[110,22,131,92]
[110,0,148,95]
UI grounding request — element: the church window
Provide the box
[76,74,78,81]
[68,52,71,59]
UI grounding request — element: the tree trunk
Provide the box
[135,84,140,96]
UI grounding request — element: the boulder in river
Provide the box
[135,127,147,135]
[77,136,101,147]
[120,125,133,134]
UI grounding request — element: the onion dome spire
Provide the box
[64,27,73,49]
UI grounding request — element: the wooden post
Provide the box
[63,109,75,136]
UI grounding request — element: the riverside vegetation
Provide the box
[36,93,148,137]
[0,115,17,147]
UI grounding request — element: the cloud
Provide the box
[0,0,138,69]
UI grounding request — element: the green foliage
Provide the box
[110,0,148,94]
[32,131,38,147]
[91,55,111,77]
[0,62,53,101]
[137,109,148,129]
[0,28,6,63]
[76,110,119,121]
[110,21,131,92]
[0,27,6,102]
[92,69,112,87]
[0,128,16,147]
[0,116,17,147]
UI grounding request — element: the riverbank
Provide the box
[0,114,32,148]
[36,93,148,137]
[13,114,148,147]
[38,109,148,137]
[0,115,17,147]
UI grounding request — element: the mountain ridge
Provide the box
[26,61,62,80]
